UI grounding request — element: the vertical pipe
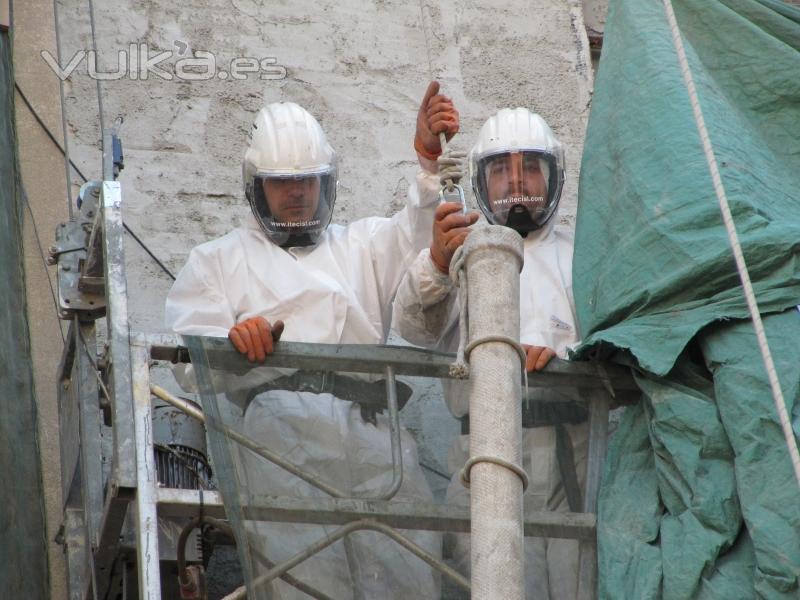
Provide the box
[131,341,162,599]
[377,365,404,500]
[102,181,137,488]
[462,225,525,599]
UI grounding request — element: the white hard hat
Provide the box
[243,102,338,247]
[469,108,565,235]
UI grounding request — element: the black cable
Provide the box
[14,82,90,183]
[420,461,451,481]
[20,184,66,344]
[122,222,176,280]
[15,82,177,281]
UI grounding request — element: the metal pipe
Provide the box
[222,519,471,600]
[460,225,526,599]
[150,385,348,498]
[132,344,162,599]
[143,332,639,390]
[373,366,403,500]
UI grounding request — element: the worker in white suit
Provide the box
[392,107,587,599]
[165,84,459,599]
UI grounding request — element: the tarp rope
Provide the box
[662,0,800,490]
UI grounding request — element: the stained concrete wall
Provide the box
[20,0,596,595]
[55,0,593,333]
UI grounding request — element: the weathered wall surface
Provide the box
[55,0,593,332]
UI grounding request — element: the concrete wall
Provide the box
[55,0,593,333]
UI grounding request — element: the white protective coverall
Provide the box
[392,220,587,600]
[166,170,442,599]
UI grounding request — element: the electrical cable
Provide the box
[14,83,90,182]
[419,461,450,481]
[122,222,177,280]
[20,184,66,344]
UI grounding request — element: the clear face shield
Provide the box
[248,167,337,247]
[473,150,563,235]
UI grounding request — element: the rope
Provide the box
[437,148,466,191]
[416,0,463,194]
[662,0,800,489]
[448,243,530,417]
[417,0,439,87]
[449,245,469,378]
[76,320,113,405]
[460,454,529,492]
[464,335,526,368]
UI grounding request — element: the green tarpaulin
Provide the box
[574,0,800,376]
[572,0,800,597]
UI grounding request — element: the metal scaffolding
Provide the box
[54,174,638,599]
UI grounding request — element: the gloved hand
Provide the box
[414,81,459,162]
[228,316,284,362]
[430,202,479,274]
[522,344,556,372]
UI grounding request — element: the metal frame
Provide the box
[56,181,140,599]
[55,179,636,599]
[139,334,629,598]
[62,323,632,599]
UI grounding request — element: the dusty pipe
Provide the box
[460,224,525,599]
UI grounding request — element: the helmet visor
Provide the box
[249,168,336,247]
[474,150,561,233]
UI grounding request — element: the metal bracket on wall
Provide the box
[50,180,106,320]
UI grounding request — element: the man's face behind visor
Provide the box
[262,176,321,224]
[250,170,334,247]
[484,151,549,222]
